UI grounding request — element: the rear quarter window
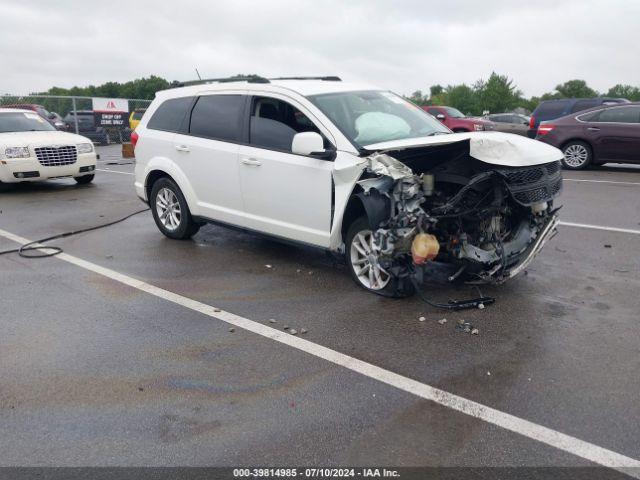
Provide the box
[570,100,599,113]
[535,101,569,120]
[147,97,193,133]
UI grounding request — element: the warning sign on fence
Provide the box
[92,97,129,128]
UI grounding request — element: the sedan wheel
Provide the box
[562,142,592,169]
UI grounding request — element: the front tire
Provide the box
[74,174,94,185]
[150,177,200,239]
[345,217,412,297]
[562,141,592,170]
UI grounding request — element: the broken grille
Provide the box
[35,146,77,166]
[501,162,562,206]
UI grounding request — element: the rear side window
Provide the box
[189,95,245,142]
[570,100,599,113]
[596,106,640,123]
[147,97,193,133]
[535,101,569,119]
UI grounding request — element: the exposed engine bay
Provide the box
[354,139,562,295]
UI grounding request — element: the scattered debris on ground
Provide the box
[228,327,235,333]
[300,328,308,335]
[265,264,273,269]
[604,244,612,248]
[283,325,290,330]
[269,318,277,324]
[289,329,298,335]
[438,318,447,325]
[418,316,426,322]
[471,328,479,335]
[455,319,474,334]
[213,307,221,313]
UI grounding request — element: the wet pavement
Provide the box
[1,146,639,468]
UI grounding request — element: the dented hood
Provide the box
[363,131,564,167]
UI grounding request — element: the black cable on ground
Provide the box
[0,208,150,259]
[410,277,496,311]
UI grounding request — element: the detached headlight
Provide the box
[474,124,484,131]
[77,143,94,154]
[5,147,30,158]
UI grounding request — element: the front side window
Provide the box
[189,94,245,142]
[596,106,640,123]
[443,107,465,118]
[0,112,55,132]
[249,96,326,152]
[147,97,193,133]
[308,91,449,148]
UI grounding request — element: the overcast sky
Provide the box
[1,0,638,97]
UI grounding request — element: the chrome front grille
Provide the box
[35,146,77,166]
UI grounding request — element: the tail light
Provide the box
[130,130,139,148]
[529,116,535,129]
[537,124,555,135]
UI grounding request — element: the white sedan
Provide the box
[0,108,97,185]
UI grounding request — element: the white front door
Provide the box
[237,95,334,247]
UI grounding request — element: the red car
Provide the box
[423,106,494,132]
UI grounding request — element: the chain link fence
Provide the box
[0,94,152,145]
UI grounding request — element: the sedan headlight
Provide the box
[76,143,94,154]
[5,147,30,158]
[473,124,484,131]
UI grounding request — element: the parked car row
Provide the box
[422,96,639,169]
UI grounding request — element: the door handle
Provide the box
[241,158,262,166]
[175,145,190,152]
[587,127,600,131]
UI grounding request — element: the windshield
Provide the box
[308,90,450,147]
[444,107,465,118]
[0,112,56,133]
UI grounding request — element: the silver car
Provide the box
[484,113,530,136]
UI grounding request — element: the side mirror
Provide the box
[436,113,446,121]
[292,131,325,156]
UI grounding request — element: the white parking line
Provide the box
[96,168,134,175]
[559,221,640,235]
[564,178,640,186]
[0,226,638,474]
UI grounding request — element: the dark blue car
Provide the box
[528,97,629,138]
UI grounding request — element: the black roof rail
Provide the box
[270,76,342,82]
[171,76,270,88]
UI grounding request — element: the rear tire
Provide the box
[74,174,94,185]
[150,177,200,240]
[345,216,413,297]
[561,141,592,170]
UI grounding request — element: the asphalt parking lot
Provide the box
[1,145,639,473]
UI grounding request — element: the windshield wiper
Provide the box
[426,131,448,136]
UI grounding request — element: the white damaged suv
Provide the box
[134,77,563,296]
[0,108,97,185]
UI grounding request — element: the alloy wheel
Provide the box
[155,187,182,231]
[563,144,589,168]
[349,229,390,290]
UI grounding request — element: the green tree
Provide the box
[444,84,477,115]
[429,84,444,98]
[606,84,640,101]
[554,79,598,98]
[475,72,522,114]
[407,90,427,105]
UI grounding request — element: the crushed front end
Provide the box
[357,143,562,292]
